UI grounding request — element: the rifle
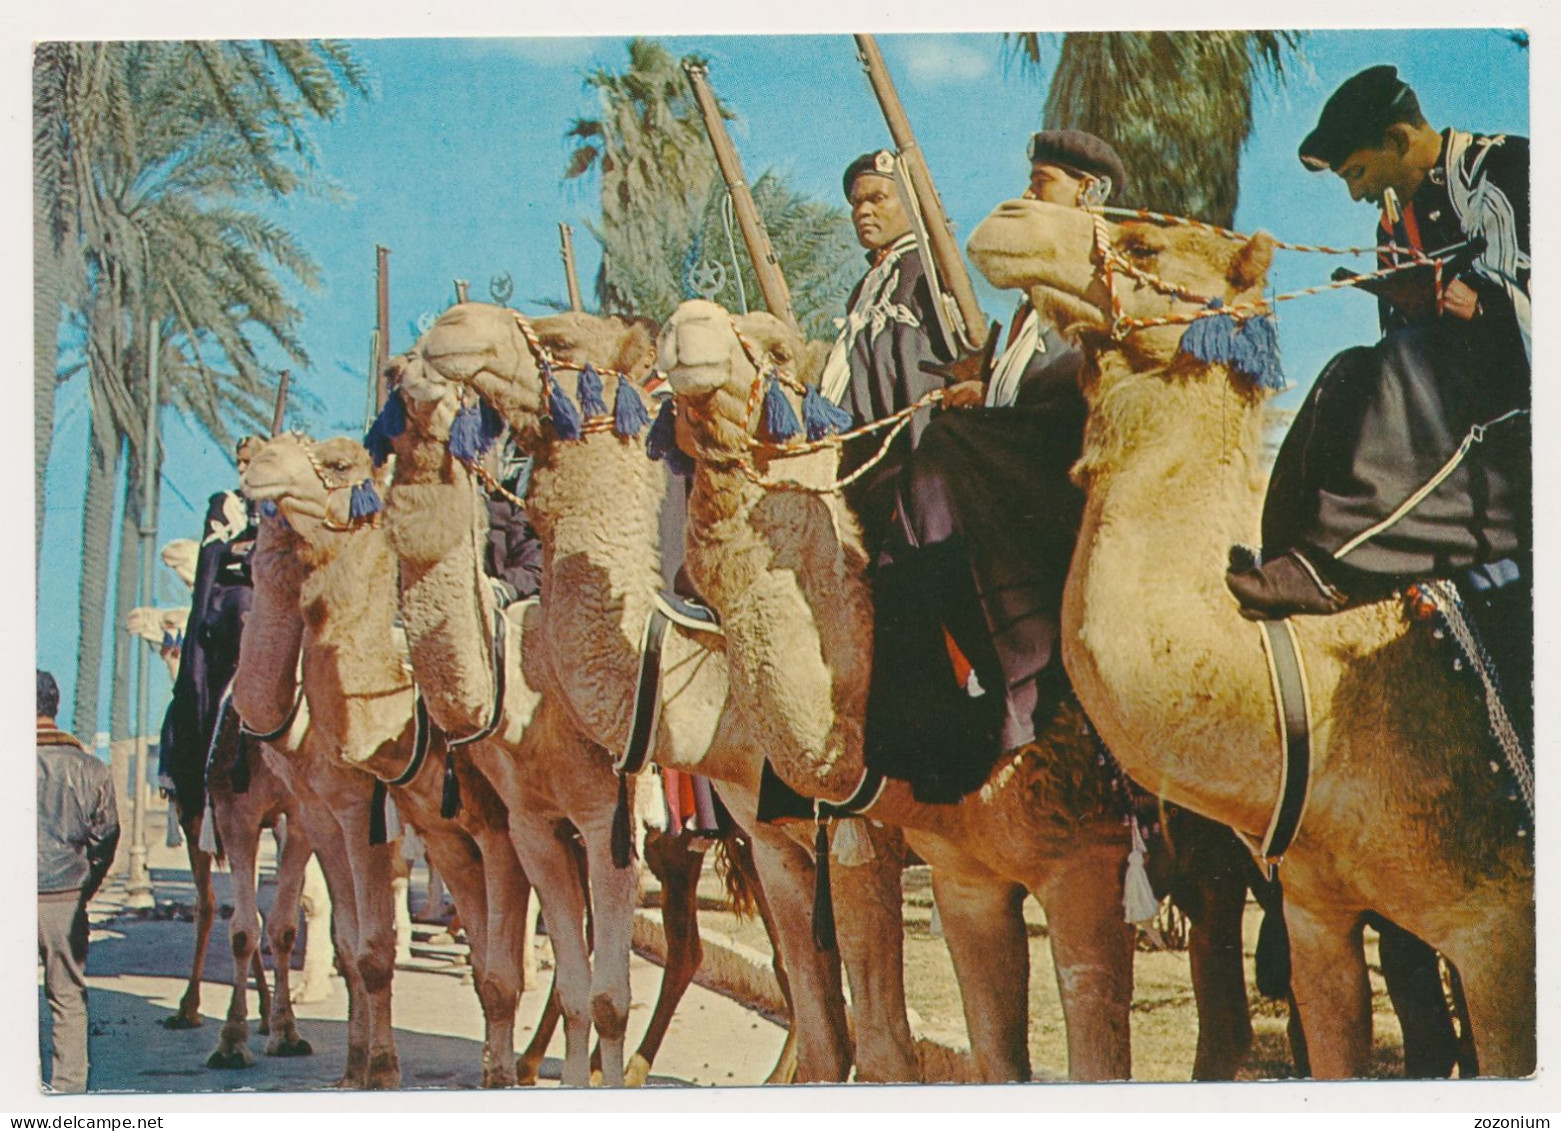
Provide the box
[270,370,290,436]
[558,223,584,313]
[853,34,988,354]
[682,59,800,335]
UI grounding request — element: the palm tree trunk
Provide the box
[109,446,142,745]
[35,214,63,585]
[72,425,121,745]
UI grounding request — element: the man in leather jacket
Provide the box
[37,669,119,1093]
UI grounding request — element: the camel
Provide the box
[235,431,554,1089]
[383,306,915,1083]
[964,198,1534,1077]
[657,298,1278,1081]
[125,606,189,679]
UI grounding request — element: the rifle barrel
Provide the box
[270,370,290,437]
[559,223,584,313]
[375,245,391,410]
[683,60,799,334]
[854,34,987,350]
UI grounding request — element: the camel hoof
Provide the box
[257,1017,271,1037]
[623,1054,651,1087]
[514,1056,541,1087]
[365,1051,401,1090]
[482,1065,517,1089]
[266,1035,313,1058]
[206,1047,256,1070]
[162,1014,203,1030]
[589,1068,603,1087]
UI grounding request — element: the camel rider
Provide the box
[158,436,262,817]
[1228,65,1530,622]
[820,149,956,558]
[482,438,543,605]
[863,130,1125,803]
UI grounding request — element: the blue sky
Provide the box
[35,29,1530,737]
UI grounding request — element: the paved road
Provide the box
[39,816,788,1095]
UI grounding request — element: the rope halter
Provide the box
[276,431,385,532]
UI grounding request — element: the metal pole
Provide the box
[682,60,799,334]
[559,224,584,313]
[853,34,987,351]
[125,315,160,910]
[375,245,391,410]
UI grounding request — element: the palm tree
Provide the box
[565,39,860,334]
[1007,31,1303,227]
[35,39,366,741]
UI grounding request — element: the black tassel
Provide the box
[440,749,461,819]
[811,821,836,951]
[611,773,632,868]
[369,778,388,846]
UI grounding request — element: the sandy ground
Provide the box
[43,809,1422,1095]
[41,811,786,1095]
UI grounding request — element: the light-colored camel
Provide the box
[965,198,1534,1077]
[385,305,914,1083]
[161,538,199,589]
[236,432,548,1089]
[125,606,189,680]
[659,298,1266,1081]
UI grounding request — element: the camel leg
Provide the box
[1445,913,1536,1077]
[392,852,414,966]
[263,815,314,1057]
[1043,859,1135,1081]
[1284,902,1372,1078]
[208,798,263,1070]
[513,818,594,1087]
[581,824,639,1087]
[1374,919,1457,1078]
[831,821,918,1082]
[731,834,798,1084]
[343,829,401,1090]
[743,819,851,1082]
[166,820,214,1030]
[624,832,705,1086]
[516,973,564,1086]
[294,855,335,1003]
[930,865,1030,1082]
[294,798,370,1088]
[1184,866,1255,1080]
[522,887,540,990]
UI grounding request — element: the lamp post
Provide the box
[124,314,161,910]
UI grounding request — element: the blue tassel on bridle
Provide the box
[363,393,406,467]
[447,403,484,463]
[576,364,609,419]
[546,366,582,441]
[259,500,279,519]
[762,373,801,442]
[613,379,651,438]
[1177,298,1287,391]
[349,479,383,521]
[802,384,853,441]
[646,396,694,476]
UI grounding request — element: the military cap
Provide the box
[843,150,898,199]
[1299,65,1417,171]
[1027,130,1127,202]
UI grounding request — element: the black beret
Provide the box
[1299,65,1415,171]
[1026,130,1128,201]
[843,150,897,200]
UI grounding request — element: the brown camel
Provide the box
[235,431,552,1089]
[965,198,1534,1077]
[384,305,914,1083]
[658,298,1271,1081]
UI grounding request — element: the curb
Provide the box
[631,908,973,1083]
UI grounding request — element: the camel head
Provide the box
[159,539,198,590]
[390,302,659,456]
[241,432,386,565]
[657,299,811,463]
[968,199,1278,388]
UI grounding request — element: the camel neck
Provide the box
[525,432,668,751]
[684,454,873,802]
[297,523,416,769]
[1065,353,1278,832]
[388,439,500,739]
[232,526,306,743]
